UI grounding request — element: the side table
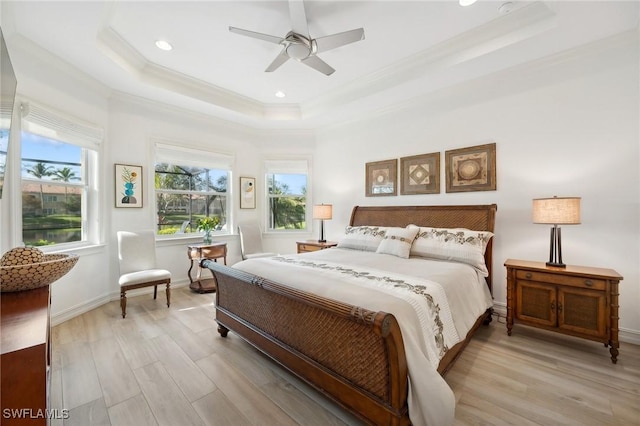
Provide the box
[296,240,338,253]
[505,259,623,363]
[188,242,227,293]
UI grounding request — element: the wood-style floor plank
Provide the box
[51,287,640,426]
[133,361,205,426]
[191,390,253,426]
[90,337,141,408]
[195,353,298,426]
[107,394,158,426]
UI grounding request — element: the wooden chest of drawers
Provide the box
[1,286,51,425]
[505,259,623,363]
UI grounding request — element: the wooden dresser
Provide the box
[1,286,51,425]
[505,259,623,363]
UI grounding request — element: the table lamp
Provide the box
[532,196,581,268]
[313,204,333,243]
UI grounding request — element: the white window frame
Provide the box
[18,101,103,250]
[264,158,310,233]
[154,142,234,238]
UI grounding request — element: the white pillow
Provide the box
[376,226,419,259]
[408,225,494,275]
[337,226,388,252]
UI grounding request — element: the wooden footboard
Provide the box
[203,260,411,426]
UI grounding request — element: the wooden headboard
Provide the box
[349,204,498,292]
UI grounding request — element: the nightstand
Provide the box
[187,242,227,293]
[296,240,338,253]
[505,259,623,363]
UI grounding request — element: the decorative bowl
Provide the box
[0,247,79,292]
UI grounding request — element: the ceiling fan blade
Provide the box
[301,55,335,76]
[288,0,310,38]
[265,49,290,72]
[229,26,283,44]
[314,28,365,54]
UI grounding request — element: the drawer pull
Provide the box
[584,280,594,287]
[525,272,532,279]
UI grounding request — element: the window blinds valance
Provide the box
[264,159,308,174]
[1,104,13,129]
[155,142,234,170]
[20,102,104,149]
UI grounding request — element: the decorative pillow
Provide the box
[376,226,419,259]
[337,226,388,252]
[408,225,494,275]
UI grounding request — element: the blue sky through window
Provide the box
[21,132,81,179]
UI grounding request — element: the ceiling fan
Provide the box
[229,0,365,76]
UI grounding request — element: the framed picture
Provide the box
[115,164,143,208]
[365,159,397,197]
[240,176,256,209]
[445,142,496,193]
[400,152,440,195]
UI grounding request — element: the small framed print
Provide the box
[240,176,256,209]
[365,159,397,197]
[400,152,440,195]
[115,164,143,208]
[445,143,496,193]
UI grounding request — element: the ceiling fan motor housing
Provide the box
[283,32,315,60]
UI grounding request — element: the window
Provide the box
[20,102,102,247]
[265,159,308,231]
[155,143,233,236]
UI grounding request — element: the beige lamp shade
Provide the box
[532,197,581,225]
[313,204,333,220]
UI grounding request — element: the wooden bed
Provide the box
[202,204,497,425]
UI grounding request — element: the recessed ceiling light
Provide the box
[498,2,514,14]
[155,40,173,51]
[275,91,286,98]
[459,0,478,6]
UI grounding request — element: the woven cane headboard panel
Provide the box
[349,204,498,292]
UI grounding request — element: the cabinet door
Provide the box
[558,287,607,338]
[516,281,556,327]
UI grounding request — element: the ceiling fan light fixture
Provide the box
[155,40,173,51]
[459,0,478,6]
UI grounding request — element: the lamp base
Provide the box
[317,239,327,243]
[545,261,566,268]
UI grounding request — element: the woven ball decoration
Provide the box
[1,246,45,266]
[0,247,79,292]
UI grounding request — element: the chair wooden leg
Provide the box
[166,282,171,307]
[153,285,158,300]
[120,290,127,318]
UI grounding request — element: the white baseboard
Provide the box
[491,301,640,346]
[51,279,190,326]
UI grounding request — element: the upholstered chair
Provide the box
[237,222,276,260]
[116,230,171,318]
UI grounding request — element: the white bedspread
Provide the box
[232,248,493,426]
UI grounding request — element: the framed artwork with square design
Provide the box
[365,159,397,197]
[400,152,440,195]
[445,142,496,193]
[115,164,143,208]
[240,176,256,209]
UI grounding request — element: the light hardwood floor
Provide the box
[51,286,640,426]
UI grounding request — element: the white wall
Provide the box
[314,32,640,341]
[2,27,638,343]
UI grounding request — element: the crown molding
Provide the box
[109,90,315,142]
[97,2,556,123]
[319,28,638,135]
[302,1,556,118]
